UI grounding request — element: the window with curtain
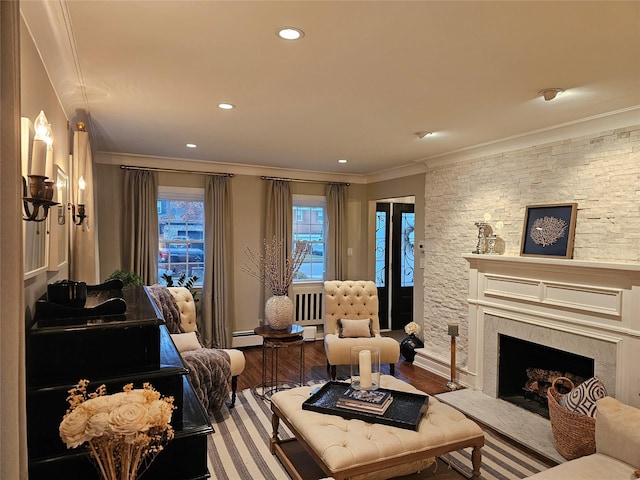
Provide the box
[157,187,205,286]
[293,194,326,282]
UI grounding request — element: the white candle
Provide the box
[359,349,372,390]
[77,176,86,205]
[45,149,53,179]
[31,139,46,176]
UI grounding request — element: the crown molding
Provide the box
[422,106,640,169]
[95,152,370,184]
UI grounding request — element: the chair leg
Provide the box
[389,363,395,377]
[327,362,337,380]
[229,375,238,408]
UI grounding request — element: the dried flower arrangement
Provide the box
[59,379,175,480]
[241,237,310,296]
[404,321,421,335]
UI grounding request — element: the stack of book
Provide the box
[336,387,393,415]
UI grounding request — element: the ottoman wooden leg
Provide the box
[270,412,280,454]
[471,444,482,479]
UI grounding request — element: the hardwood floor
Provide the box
[236,332,451,395]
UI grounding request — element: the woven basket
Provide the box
[547,377,596,460]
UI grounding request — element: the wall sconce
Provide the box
[22,110,58,222]
[68,175,88,226]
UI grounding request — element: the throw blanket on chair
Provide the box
[147,285,184,334]
[181,348,230,412]
[147,285,231,413]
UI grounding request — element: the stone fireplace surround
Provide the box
[432,255,640,408]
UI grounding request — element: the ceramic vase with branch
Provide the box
[242,237,310,330]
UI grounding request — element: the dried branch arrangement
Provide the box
[241,237,310,296]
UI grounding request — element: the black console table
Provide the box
[26,286,213,479]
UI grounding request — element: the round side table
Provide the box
[253,324,305,400]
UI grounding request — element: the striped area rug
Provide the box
[440,428,552,479]
[208,388,552,480]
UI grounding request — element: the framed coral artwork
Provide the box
[520,203,578,258]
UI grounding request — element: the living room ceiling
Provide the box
[21,1,640,177]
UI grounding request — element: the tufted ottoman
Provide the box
[270,375,484,480]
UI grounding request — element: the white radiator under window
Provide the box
[293,284,324,325]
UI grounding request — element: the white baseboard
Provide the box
[231,330,263,348]
[412,348,476,389]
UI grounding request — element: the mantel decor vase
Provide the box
[400,334,424,363]
[265,295,294,330]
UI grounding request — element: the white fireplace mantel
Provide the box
[463,255,640,408]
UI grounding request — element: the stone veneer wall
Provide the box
[422,124,640,367]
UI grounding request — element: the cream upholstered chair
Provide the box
[167,287,246,407]
[323,280,400,380]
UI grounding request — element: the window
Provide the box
[158,187,205,286]
[293,195,326,282]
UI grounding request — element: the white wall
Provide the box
[21,17,70,322]
[422,124,640,368]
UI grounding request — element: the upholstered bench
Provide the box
[167,287,246,407]
[270,375,484,480]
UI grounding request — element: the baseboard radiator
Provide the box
[231,330,263,348]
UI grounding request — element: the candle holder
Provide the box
[69,203,87,226]
[350,346,380,397]
[486,234,498,254]
[22,175,58,222]
[446,323,460,391]
[472,222,493,254]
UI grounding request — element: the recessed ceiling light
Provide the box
[277,27,304,40]
[218,103,235,110]
[415,131,433,139]
[186,143,197,148]
[539,88,564,101]
[337,159,348,164]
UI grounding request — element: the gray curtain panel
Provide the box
[326,183,347,281]
[123,169,158,285]
[202,175,232,348]
[265,180,292,296]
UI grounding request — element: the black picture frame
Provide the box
[520,203,578,258]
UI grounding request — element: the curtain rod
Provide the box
[120,165,233,177]
[260,175,349,186]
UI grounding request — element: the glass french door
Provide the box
[375,202,415,330]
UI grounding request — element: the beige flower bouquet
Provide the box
[59,379,175,480]
[404,321,421,336]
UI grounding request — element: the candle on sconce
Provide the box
[495,221,504,232]
[31,110,49,177]
[45,123,53,179]
[77,176,86,205]
[31,140,47,177]
[448,323,459,337]
[45,151,53,179]
[484,212,492,222]
[359,349,372,389]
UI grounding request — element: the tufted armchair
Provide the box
[323,280,400,380]
[167,287,246,407]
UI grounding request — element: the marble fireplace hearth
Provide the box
[435,388,565,464]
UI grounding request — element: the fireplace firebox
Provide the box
[498,335,594,418]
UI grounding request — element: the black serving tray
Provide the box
[302,381,429,431]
